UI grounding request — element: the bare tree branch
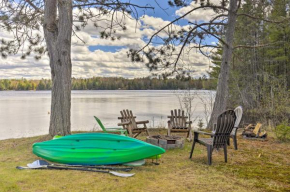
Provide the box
[173,28,195,69]
[73,2,154,9]
[138,5,229,52]
[25,0,42,12]
[197,25,228,47]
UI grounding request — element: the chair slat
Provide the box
[171,110,175,128]
[174,109,178,127]
[178,109,181,126]
[182,110,185,127]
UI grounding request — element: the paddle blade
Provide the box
[16,166,26,170]
[110,171,135,177]
[27,160,50,168]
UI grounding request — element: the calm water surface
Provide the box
[0,90,214,140]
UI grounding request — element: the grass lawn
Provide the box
[0,129,289,192]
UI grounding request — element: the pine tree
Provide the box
[208,41,223,88]
[266,0,290,89]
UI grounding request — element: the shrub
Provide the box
[197,118,204,130]
[275,122,290,142]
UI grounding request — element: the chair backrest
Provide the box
[253,123,262,135]
[119,109,137,128]
[168,109,188,128]
[94,116,106,132]
[213,110,236,149]
[231,106,243,135]
[234,106,243,128]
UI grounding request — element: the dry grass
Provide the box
[0,129,289,192]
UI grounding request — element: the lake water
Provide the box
[0,90,215,140]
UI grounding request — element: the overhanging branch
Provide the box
[138,5,229,52]
[25,0,43,13]
[73,2,154,9]
[196,25,228,48]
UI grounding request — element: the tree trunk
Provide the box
[208,0,239,129]
[43,0,73,136]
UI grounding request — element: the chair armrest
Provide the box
[212,123,217,131]
[118,121,130,126]
[194,130,214,136]
[231,127,238,135]
[118,116,136,119]
[106,127,126,130]
[136,120,149,124]
[202,124,216,131]
[185,121,192,124]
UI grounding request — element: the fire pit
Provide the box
[146,135,184,150]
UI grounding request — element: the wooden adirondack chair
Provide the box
[189,110,236,165]
[167,109,192,139]
[118,109,150,138]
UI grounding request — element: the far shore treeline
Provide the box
[0,76,216,91]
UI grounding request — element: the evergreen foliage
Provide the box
[275,122,290,142]
[0,77,216,91]
[209,0,290,126]
[208,42,223,80]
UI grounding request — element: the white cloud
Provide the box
[73,9,143,39]
[175,0,222,22]
[71,48,151,78]
[0,8,213,80]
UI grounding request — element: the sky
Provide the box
[0,0,220,79]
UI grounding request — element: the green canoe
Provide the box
[33,133,165,165]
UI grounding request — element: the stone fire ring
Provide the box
[146,135,184,150]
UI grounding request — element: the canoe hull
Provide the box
[33,133,165,165]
